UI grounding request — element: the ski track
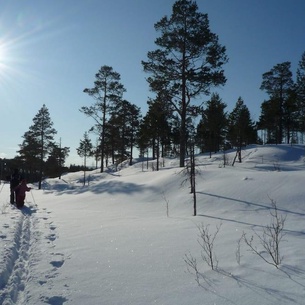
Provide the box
[0,211,33,304]
[0,202,69,305]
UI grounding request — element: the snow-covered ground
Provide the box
[0,144,305,305]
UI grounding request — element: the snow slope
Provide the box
[0,144,305,305]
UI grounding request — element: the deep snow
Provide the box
[0,144,305,305]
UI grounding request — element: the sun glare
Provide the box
[0,40,7,62]
[0,33,32,86]
[0,37,14,81]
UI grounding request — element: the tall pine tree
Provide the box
[142,0,228,167]
[82,65,125,172]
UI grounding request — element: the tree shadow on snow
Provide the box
[49,180,158,196]
[197,213,305,236]
[197,191,305,217]
[197,192,305,236]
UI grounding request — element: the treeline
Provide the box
[259,56,305,144]
[3,0,305,188]
[78,0,305,172]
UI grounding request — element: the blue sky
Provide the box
[0,0,304,166]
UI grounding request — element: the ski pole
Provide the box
[0,182,4,194]
[30,189,38,207]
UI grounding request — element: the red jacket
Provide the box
[14,181,31,196]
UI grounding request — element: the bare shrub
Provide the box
[236,233,246,265]
[197,222,222,270]
[184,252,214,289]
[184,253,201,285]
[243,198,286,268]
[184,222,221,285]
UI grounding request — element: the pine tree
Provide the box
[258,99,279,144]
[260,62,294,144]
[296,52,305,134]
[82,65,125,172]
[227,97,257,153]
[77,132,93,186]
[142,0,228,168]
[18,104,57,189]
[138,94,173,169]
[283,88,299,143]
[45,142,70,179]
[107,99,141,166]
[196,93,227,156]
[126,103,141,166]
[18,131,41,180]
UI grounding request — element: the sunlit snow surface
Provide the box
[0,144,304,305]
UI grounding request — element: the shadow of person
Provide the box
[20,205,37,216]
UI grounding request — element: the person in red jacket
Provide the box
[14,179,31,208]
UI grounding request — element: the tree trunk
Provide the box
[180,40,187,168]
[191,144,196,216]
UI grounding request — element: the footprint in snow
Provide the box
[43,295,68,305]
[51,252,64,256]
[50,259,64,268]
[50,252,65,268]
[49,225,56,231]
[47,233,56,242]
